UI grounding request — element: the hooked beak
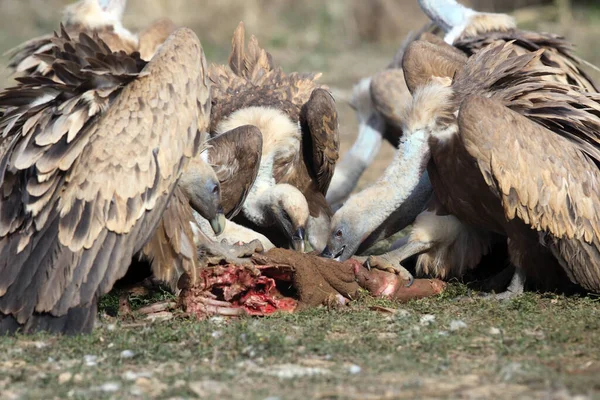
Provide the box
[291,227,306,252]
[320,245,346,261]
[209,211,226,236]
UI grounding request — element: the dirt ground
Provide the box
[1,1,600,399]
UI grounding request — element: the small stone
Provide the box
[437,331,449,336]
[420,314,436,325]
[123,371,138,381]
[189,380,229,397]
[100,382,121,392]
[58,372,72,384]
[83,355,97,367]
[106,324,116,332]
[396,308,411,318]
[120,350,135,359]
[449,320,467,331]
[108,343,115,349]
[34,341,48,349]
[211,330,223,339]
[489,327,501,335]
[73,373,83,383]
[348,364,361,374]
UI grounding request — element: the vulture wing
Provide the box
[299,88,339,195]
[6,23,137,77]
[454,30,598,92]
[0,27,210,333]
[206,125,263,219]
[458,95,600,291]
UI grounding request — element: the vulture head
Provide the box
[268,184,310,252]
[242,155,310,252]
[179,157,226,236]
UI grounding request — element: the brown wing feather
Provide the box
[141,186,197,290]
[459,95,600,291]
[209,22,325,132]
[0,28,209,330]
[6,23,137,78]
[299,89,339,195]
[454,30,598,92]
[451,41,600,164]
[206,125,263,218]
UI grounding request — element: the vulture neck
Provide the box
[242,155,277,227]
[63,0,137,44]
[418,0,474,40]
[352,130,431,235]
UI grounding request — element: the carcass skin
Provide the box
[178,249,446,319]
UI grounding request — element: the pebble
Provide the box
[100,382,121,392]
[396,308,411,318]
[348,364,362,374]
[211,330,223,339]
[120,350,135,359]
[83,355,97,367]
[420,314,436,325]
[34,341,48,349]
[58,372,72,384]
[489,327,501,335]
[449,320,467,331]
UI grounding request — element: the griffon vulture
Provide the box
[209,22,339,252]
[324,0,598,270]
[330,39,600,297]
[0,27,215,334]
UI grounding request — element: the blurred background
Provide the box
[0,0,599,188]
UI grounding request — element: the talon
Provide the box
[365,259,372,271]
[405,274,414,288]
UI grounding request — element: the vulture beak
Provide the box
[210,209,227,236]
[291,227,306,252]
[320,245,345,261]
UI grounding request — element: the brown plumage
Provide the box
[327,2,599,264]
[209,22,339,251]
[5,0,177,80]
[137,18,178,61]
[0,27,211,334]
[205,125,263,219]
[398,39,600,293]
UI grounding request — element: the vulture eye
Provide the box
[335,229,343,238]
[212,185,219,194]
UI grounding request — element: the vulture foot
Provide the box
[355,255,414,287]
[475,266,526,301]
[200,239,265,276]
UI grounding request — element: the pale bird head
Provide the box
[269,184,310,252]
[322,185,387,261]
[179,157,226,236]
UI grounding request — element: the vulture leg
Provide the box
[489,267,526,300]
[364,239,434,280]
